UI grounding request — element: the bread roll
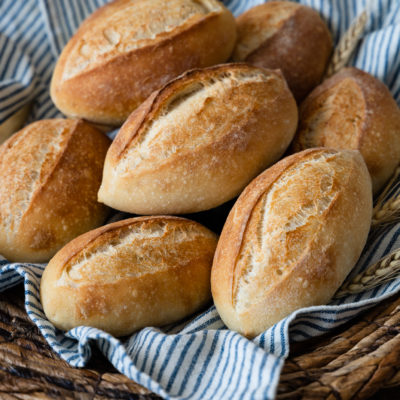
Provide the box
[40,216,218,336]
[232,1,332,101]
[292,67,400,194]
[50,0,237,126]
[211,148,372,338]
[98,64,298,215]
[0,119,110,262]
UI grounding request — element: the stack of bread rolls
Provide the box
[2,0,399,338]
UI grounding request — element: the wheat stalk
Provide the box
[325,10,368,78]
[372,166,400,227]
[335,249,400,298]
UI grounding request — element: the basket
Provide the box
[0,284,399,399]
[1,4,400,400]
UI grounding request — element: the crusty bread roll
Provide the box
[292,67,400,195]
[51,0,237,126]
[211,148,372,338]
[0,103,31,145]
[232,1,332,101]
[98,63,298,215]
[0,119,110,262]
[40,216,218,336]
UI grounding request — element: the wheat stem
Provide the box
[372,166,400,227]
[335,249,400,298]
[325,11,367,78]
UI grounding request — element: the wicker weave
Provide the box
[278,294,400,399]
[0,285,158,399]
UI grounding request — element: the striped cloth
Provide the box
[1,1,400,399]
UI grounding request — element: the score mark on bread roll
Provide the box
[98,64,298,215]
[50,0,237,126]
[292,67,400,195]
[0,119,111,262]
[211,148,372,338]
[40,216,218,337]
[232,1,333,102]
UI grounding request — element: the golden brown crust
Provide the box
[48,215,192,271]
[51,0,237,126]
[233,1,333,101]
[212,149,323,297]
[292,67,400,194]
[110,63,268,161]
[0,119,111,262]
[40,216,218,336]
[98,63,298,215]
[211,148,324,326]
[211,148,372,337]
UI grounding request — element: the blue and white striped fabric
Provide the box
[1,1,400,399]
